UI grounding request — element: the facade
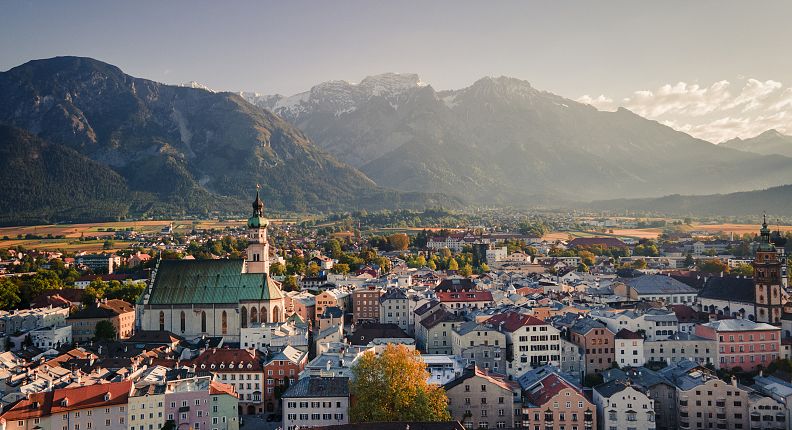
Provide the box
[0,380,131,430]
[352,286,382,324]
[593,380,656,430]
[559,338,584,381]
[262,345,308,412]
[603,367,678,430]
[517,366,596,430]
[451,321,507,374]
[314,290,350,324]
[436,291,493,315]
[615,329,645,368]
[378,289,414,333]
[643,333,717,367]
[282,377,349,430]
[129,383,166,430]
[30,324,72,349]
[570,318,615,375]
[67,299,135,342]
[444,366,521,430]
[488,311,562,377]
[694,319,781,372]
[137,194,284,343]
[75,253,121,274]
[190,349,264,415]
[239,322,309,352]
[0,307,69,335]
[754,218,784,324]
[417,310,465,354]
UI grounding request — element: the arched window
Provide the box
[260,307,268,324]
[272,306,280,323]
[159,311,165,331]
[180,311,186,333]
[201,311,207,333]
[250,307,258,325]
[221,311,228,335]
[240,306,248,329]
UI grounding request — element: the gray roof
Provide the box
[621,275,698,295]
[570,317,607,335]
[698,277,755,303]
[282,376,350,398]
[454,320,499,336]
[594,379,633,398]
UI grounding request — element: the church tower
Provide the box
[245,187,270,274]
[753,215,782,324]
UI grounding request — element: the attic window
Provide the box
[219,363,225,369]
[210,364,216,369]
[201,364,206,369]
[247,363,252,369]
[104,393,111,401]
[61,398,68,407]
[229,363,235,369]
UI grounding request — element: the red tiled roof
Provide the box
[436,291,493,303]
[1,380,132,421]
[523,373,577,406]
[209,380,238,397]
[615,328,643,340]
[486,311,546,332]
[189,348,263,371]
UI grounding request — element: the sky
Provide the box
[2,0,792,142]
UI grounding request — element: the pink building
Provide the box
[695,318,781,372]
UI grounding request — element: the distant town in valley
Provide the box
[4,2,792,430]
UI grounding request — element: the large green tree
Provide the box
[95,320,117,340]
[349,344,450,423]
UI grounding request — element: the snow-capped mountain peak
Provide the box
[177,81,215,93]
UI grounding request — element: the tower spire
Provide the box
[252,184,264,217]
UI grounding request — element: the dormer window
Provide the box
[201,364,206,370]
[210,364,216,369]
[104,393,111,401]
[229,363,234,369]
[247,363,252,369]
[61,398,68,407]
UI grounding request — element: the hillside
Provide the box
[583,184,792,217]
[720,129,792,158]
[0,57,457,222]
[246,75,792,204]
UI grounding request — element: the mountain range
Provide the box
[0,57,456,224]
[3,57,792,223]
[243,74,792,204]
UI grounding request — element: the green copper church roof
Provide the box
[247,215,268,229]
[147,259,282,305]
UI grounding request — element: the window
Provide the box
[159,311,165,331]
[222,311,228,335]
[180,311,186,333]
[201,311,207,332]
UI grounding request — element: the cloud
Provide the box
[578,78,792,142]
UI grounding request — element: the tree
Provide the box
[731,263,754,276]
[699,259,729,275]
[578,250,596,266]
[631,259,647,269]
[459,264,473,277]
[684,252,694,267]
[269,262,286,276]
[447,258,459,271]
[282,275,299,292]
[331,263,350,275]
[105,282,146,304]
[479,263,490,273]
[102,240,115,250]
[349,344,450,423]
[387,234,410,251]
[577,262,589,273]
[95,320,117,340]
[307,262,321,276]
[0,278,21,310]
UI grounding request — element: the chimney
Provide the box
[731,376,737,387]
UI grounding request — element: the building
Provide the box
[129,383,166,430]
[559,338,584,381]
[569,318,615,375]
[451,321,507,374]
[239,321,309,352]
[352,286,382,324]
[416,310,465,354]
[378,289,413,334]
[643,332,717,367]
[487,311,562,377]
[75,253,122,274]
[612,275,698,304]
[444,366,521,430]
[603,367,677,430]
[163,377,239,430]
[517,365,596,430]
[614,328,645,368]
[0,380,131,430]
[753,217,784,324]
[67,299,135,342]
[593,379,656,430]
[137,193,284,343]
[263,345,308,412]
[282,376,350,430]
[436,291,493,315]
[190,348,264,414]
[314,290,350,325]
[29,324,72,350]
[695,318,781,372]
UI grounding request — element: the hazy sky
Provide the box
[2,0,792,142]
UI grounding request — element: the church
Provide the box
[698,217,786,325]
[136,190,285,343]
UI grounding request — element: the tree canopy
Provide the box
[94,320,117,340]
[349,344,450,423]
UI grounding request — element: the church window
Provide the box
[251,307,258,325]
[240,307,247,328]
[261,307,268,324]
[222,311,228,335]
[272,306,280,323]
[201,311,207,333]
[180,311,186,333]
[159,311,165,331]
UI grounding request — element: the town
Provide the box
[0,193,789,430]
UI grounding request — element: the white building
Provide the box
[239,322,309,352]
[593,380,656,430]
[282,376,349,430]
[29,325,72,350]
[614,329,645,368]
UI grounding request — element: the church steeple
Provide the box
[245,185,270,274]
[754,213,782,325]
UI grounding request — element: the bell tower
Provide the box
[245,186,270,274]
[753,215,782,324]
